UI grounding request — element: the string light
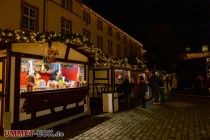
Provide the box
[0,29,124,66]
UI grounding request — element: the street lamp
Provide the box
[202,45,208,53]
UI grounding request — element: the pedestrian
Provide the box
[166,74,172,96]
[122,75,131,108]
[139,76,148,108]
[159,75,165,102]
[149,71,161,104]
[163,75,169,101]
[171,73,178,96]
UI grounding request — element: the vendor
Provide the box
[27,75,35,92]
[56,72,62,81]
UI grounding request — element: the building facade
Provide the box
[0,0,144,59]
[0,0,144,133]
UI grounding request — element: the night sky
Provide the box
[84,0,210,70]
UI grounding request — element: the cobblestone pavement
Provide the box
[33,95,210,140]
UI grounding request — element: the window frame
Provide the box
[61,17,72,34]
[97,35,103,50]
[117,44,121,58]
[20,1,39,31]
[83,11,91,25]
[83,29,91,41]
[123,36,127,44]
[107,26,112,36]
[97,19,103,31]
[61,0,73,11]
[116,32,120,40]
[124,47,128,57]
[108,40,113,56]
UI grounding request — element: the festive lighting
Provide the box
[0,29,123,66]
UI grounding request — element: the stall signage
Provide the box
[44,45,59,63]
[186,52,210,59]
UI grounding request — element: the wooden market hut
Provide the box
[0,29,99,133]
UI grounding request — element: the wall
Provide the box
[0,0,21,30]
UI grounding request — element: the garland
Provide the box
[0,29,121,65]
[0,29,143,67]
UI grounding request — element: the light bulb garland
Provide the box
[0,29,144,67]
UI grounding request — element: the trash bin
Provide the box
[102,92,119,113]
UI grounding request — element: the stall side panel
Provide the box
[94,70,109,98]
[10,57,15,124]
[0,58,6,134]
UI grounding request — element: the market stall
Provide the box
[88,61,132,112]
[0,30,92,130]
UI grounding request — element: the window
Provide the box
[83,29,90,41]
[108,40,113,56]
[134,45,138,56]
[129,48,133,57]
[129,41,133,56]
[117,44,121,57]
[21,1,39,31]
[75,0,82,3]
[97,35,103,50]
[83,11,91,25]
[116,32,120,40]
[61,0,73,11]
[97,19,103,31]
[138,46,140,57]
[124,47,128,57]
[123,36,127,44]
[61,17,72,34]
[129,40,132,46]
[107,26,112,36]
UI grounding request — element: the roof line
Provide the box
[82,4,143,47]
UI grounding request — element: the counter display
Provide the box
[20,58,86,93]
[20,87,89,114]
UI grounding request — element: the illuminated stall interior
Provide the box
[20,58,85,92]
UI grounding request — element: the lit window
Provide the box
[97,19,103,31]
[83,29,91,41]
[61,0,73,11]
[97,35,103,50]
[116,32,120,40]
[123,36,127,44]
[117,44,121,57]
[108,27,112,36]
[61,17,72,34]
[124,47,128,57]
[108,40,113,56]
[83,11,91,25]
[21,2,39,31]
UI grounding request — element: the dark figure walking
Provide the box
[149,71,161,104]
[122,75,131,108]
[139,76,148,108]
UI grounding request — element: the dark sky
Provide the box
[83,0,210,70]
[84,0,210,51]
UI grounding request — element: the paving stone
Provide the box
[28,95,210,140]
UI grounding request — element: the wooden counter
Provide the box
[20,87,89,114]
